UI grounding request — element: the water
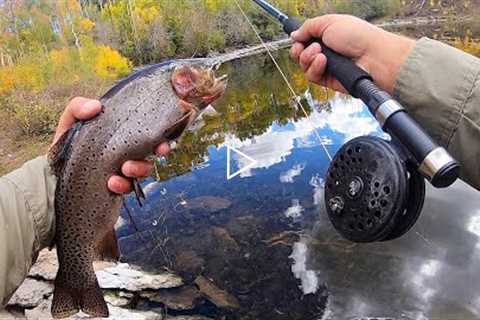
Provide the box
[118,24,480,319]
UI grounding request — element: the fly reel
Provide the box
[324,136,425,242]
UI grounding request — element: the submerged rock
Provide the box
[140,286,202,311]
[8,278,53,308]
[168,317,213,320]
[97,263,183,291]
[194,276,240,309]
[183,196,232,213]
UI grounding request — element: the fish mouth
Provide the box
[201,74,228,105]
[171,66,228,108]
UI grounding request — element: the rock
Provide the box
[25,297,163,320]
[183,196,232,213]
[210,227,240,251]
[263,231,300,247]
[93,260,117,271]
[168,317,213,320]
[103,306,162,320]
[8,278,53,308]
[141,286,201,310]
[104,291,131,307]
[0,310,20,319]
[174,250,205,280]
[28,249,58,281]
[27,249,120,282]
[194,276,239,309]
[97,263,183,291]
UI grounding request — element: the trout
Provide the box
[48,60,227,318]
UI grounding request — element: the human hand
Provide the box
[51,97,171,194]
[289,14,415,94]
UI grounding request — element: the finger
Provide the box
[108,176,132,194]
[326,76,347,94]
[121,160,153,178]
[53,98,102,143]
[305,53,327,84]
[290,42,305,61]
[155,142,171,156]
[291,15,337,43]
[299,43,322,72]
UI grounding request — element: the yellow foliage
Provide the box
[50,48,70,66]
[11,101,58,135]
[134,6,159,26]
[94,45,132,79]
[0,68,14,96]
[66,0,81,13]
[452,37,480,57]
[12,59,46,92]
[79,18,95,33]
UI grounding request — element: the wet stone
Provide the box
[194,276,240,309]
[8,278,53,308]
[104,290,132,307]
[25,297,164,320]
[0,310,22,319]
[97,263,183,291]
[168,317,213,320]
[183,196,232,213]
[28,249,58,281]
[140,286,202,311]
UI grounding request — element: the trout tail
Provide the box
[51,281,108,318]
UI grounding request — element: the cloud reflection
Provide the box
[224,93,379,178]
[280,163,305,183]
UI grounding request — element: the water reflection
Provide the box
[117,26,480,319]
[309,181,480,319]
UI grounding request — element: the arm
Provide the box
[394,38,480,190]
[290,15,480,190]
[0,156,55,306]
[0,98,171,307]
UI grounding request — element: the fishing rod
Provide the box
[251,0,461,242]
[253,0,458,187]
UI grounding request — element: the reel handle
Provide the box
[283,17,460,187]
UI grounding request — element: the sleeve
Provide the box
[0,156,56,307]
[394,37,480,190]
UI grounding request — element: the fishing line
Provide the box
[233,0,332,161]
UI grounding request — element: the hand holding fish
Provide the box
[51,97,171,194]
[48,63,227,318]
[289,14,415,93]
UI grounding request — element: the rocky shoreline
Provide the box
[3,249,239,319]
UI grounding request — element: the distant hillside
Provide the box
[397,0,479,18]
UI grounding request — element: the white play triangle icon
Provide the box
[226,144,258,180]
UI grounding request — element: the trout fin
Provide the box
[95,228,120,261]
[48,122,82,176]
[133,178,145,207]
[51,283,109,318]
[51,286,79,318]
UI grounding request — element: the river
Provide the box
[117,21,480,320]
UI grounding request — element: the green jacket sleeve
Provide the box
[0,156,56,307]
[394,37,480,190]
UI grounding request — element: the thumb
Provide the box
[52,97,102,145]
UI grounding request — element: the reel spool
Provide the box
[324,136,425,242]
